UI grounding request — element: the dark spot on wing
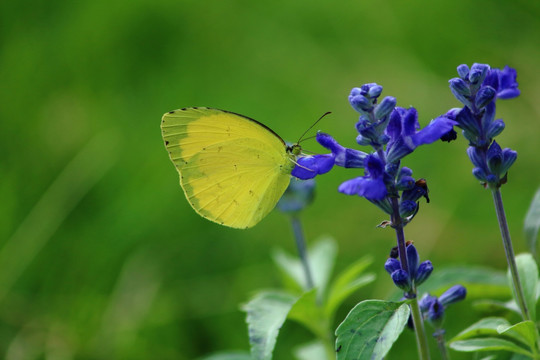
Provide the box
[165,140,169,145]
[249,190,254,196]
[168,111,175,114]
[336,345,342,352]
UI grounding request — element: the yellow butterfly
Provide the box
[161,107,302,229]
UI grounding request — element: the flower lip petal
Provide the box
[412,116,458,147]
[338,177,363,196]
[316,132,344,154]
[292,154,335,180]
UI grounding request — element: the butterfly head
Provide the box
[287,143,302,157]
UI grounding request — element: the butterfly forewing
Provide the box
[161,107,293,228]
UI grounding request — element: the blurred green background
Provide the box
[1,0,539,358]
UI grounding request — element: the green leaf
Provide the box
[524,188,540,255]
[510,253,538,322]
[325,256,375,317]
[451,317,514,342]
[418,266,510,300]
[449,338,534,357]
[308,237,337,299]
[498,320,537,348]
[335,300,410,360]
[242,291,297,360]
[287,289,326,338]
[472,299,520,315]
[272,236,337,298]
[199,352,253,360]
[294,341,328,360]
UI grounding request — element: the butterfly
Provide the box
[161,107,302,229]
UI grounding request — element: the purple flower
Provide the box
[291,132,368,180]
[338,154,387,201]
[385,107,457,163]
[483,65,520,100]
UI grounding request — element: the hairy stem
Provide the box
[390,197,431,360]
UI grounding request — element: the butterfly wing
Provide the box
[161,107,293,229]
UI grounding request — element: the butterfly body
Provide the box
[161,107,299,229]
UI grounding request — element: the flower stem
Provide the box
[290,215,315,290]
[390,197,409,273]
[433,330,450,360]
[390,197,431,360]
[491,188,531,321]
[409,297,431,360]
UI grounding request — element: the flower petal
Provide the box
[292,154,335,180]
[412,116,458,147]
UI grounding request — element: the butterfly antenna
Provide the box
[297,111,331,144]
[298,135,318,143]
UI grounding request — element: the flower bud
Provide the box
[399,200,418,218]
[439,285,467,306]
[349,95,373,114]
[500,148,517,174]
[384,258,401,274]
[466,146,484,169]
[472,167,488,182]
[374,96,396,119]
[457,64,469,79]
[406,245,419,280]
[475,86,496,109]
[486,141,503,175]
[449,78,471,96]
[367,84,383,99]
[391,269,411,291]
[486,119,505,139]
[415,260,433,286]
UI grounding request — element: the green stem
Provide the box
[491,188,530,321]
[409,295,431,360]
[290,215,315,290]
[434,330,450,360]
